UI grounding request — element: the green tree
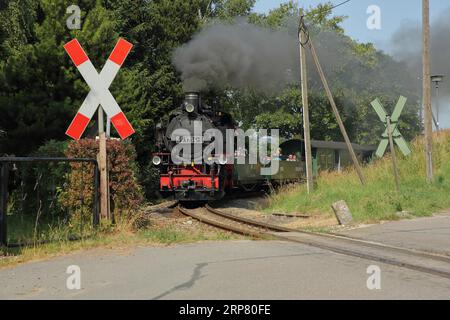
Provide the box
[0,0,421,201]
[198,0,256,21]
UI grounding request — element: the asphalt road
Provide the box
[0,238,449,300]
[338,212,450,256]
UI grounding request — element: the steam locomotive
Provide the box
[153,92,237,201]
[153,93,375,202]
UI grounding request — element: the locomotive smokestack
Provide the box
[184,92,200,113]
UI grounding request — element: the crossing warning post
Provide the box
[64,38,134,221]
[98,108,110,220]
[386,116,401,193]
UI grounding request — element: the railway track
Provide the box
[143,200,179,213]
[178,205,450,279]
[177,206,271,238]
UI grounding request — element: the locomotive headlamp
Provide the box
[152,156,162,166]
[184,92,199,114]
[185,103,195,113]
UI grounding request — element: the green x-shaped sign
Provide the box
[371,96,411,158]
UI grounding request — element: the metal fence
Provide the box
[0,157,100,247]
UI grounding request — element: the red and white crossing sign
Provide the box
[64,38,135,140]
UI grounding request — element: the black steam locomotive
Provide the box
[153,92,237,201]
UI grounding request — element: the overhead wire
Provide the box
[298,0,352,46]
[328,0,351,12]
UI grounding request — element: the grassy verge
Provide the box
[0,217,238,268]
[265,131,450,223]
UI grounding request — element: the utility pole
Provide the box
[299,11,314,194]
[309,40,366,185]
[98,107,110,220]
[423,0,433,183]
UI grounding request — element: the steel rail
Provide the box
[180,205,450,279]
[208,204,450,263]
[272,232,450,279]
[311,230,450,262]
[177,206,266,238]
[205,204,292,233]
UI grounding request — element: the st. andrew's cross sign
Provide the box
[371,96,412,158]
[64,38,135,140]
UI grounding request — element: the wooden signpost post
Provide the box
[386,116,401,193]
[98,107,110,220]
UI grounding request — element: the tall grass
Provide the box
[6,209,96,246]
[265,131,450,223]
[1,210,237,268]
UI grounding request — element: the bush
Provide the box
[138,162,162,200]
[7,140,69,218]
[61,139,144,220]
[34,140,68,157]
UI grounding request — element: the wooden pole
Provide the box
[106,116,111,138]
[98,107,104,134]
[299,11,314,194]
[308,40,366,185]
[423,0,433,183]
[386,117,401,193]
[98,107,110,220]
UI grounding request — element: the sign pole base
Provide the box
[98,132,110,221]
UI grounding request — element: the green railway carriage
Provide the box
[234,161,306,186]
[280,139,376,175]
[233,139,376,187]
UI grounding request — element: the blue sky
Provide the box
[254,0,449,53]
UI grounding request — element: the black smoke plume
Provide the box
[172,20,299,93]
[173,18,417,100]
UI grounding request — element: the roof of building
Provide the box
[280,139,377,152]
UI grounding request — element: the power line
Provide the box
[298,0,351,46]
[308,0,352,18]
[329,0,351,11]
